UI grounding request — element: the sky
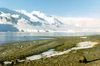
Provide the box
[0,0,100,18]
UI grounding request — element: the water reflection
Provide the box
[0,32,100,44]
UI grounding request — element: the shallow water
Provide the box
[0,32,100,44]
[0,32,55,44]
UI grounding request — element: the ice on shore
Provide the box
[26,55,42,60]
[77,41,98,48]
[4,41,98,65]
[26,41,98,60]
[26,49,55,60]
[4,61,12,65]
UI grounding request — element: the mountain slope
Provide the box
[0,8,100,32]
[0,8,66,32]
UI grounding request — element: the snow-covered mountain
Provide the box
[0,8,65,32]
[0,8,100,32]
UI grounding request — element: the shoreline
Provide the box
[0,35,100,66]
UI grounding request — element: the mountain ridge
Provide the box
[0,8,100,32]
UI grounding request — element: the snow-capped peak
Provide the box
[0,8,64,32]
[15,10,27,13]
[31,11,46,18]
[0,8,100,32]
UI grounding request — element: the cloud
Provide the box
[60,17,100,27]
[56,17,100,32]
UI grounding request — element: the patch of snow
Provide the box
[16,10,39,22]
[80,37,87,38]
[4,61,12,65]
[46,49,71,57]
[26,41,98,61]
[4,41,98,63]
[26,55,42,60]
[0,12,10,17]
[76,41,98,49]
[26,49,56,60]
[17,59,25,62]
[45,41,98,57]
[11,14,19,18]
